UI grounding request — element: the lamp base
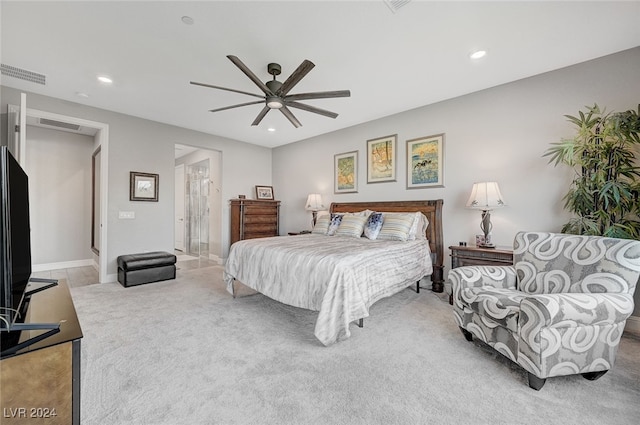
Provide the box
[478,243,495,249]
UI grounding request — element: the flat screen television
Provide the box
[0,146,32,331]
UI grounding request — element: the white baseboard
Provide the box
[32,259,95,272]
[105,273,118,284]
[625,316,640,337]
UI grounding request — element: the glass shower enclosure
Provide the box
[185,159,210,259]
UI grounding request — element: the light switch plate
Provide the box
[118,211,135,219]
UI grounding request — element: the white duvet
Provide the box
[223,234,433,345]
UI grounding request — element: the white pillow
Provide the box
[409,212,429,240]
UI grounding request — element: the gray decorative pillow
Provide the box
[364,212,384,240]
[327,213,344,236]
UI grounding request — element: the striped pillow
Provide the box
[335,215,367,238]
[377,213,415,241]
[311,214,331,235]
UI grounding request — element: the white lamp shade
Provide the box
[305,194,326,211]
[466,182,506,210]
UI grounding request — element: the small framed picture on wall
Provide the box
[130,171,159,201]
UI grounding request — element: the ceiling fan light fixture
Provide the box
[193,55,350,128]
[266,96,283,109]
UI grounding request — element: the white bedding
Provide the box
[223,234,433,345]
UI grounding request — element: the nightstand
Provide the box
[448,245,514,304]
[449,245,514,268]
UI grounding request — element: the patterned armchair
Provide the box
[449,231,640,390]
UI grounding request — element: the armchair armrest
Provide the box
[519,293,635,329]
[448,266,517,309]
[448,265,517,292]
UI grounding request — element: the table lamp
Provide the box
[465,182,505,248]
[305,194,326,227]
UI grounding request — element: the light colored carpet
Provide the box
[70,266,640,425]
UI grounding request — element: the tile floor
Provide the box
[31,253,220,288]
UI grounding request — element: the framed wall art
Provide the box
[334,151,358,193]
[367,134,396,183]
[406,133,445,189]
[255,185,274,200]
[130,171,159,201]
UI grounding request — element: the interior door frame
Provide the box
[9,103,110,283]
[174,163,185,252]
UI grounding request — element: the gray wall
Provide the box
[272,47,640,317]
[1,86,272,281]
[1,48,638,322]
[26,126,94,265]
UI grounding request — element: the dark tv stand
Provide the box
[0,279,61,354]
[0,279,83,425]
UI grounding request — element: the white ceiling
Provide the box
[2,1,639,148]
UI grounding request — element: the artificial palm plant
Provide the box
[544,104,640,239]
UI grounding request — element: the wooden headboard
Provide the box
[330,200,444,292]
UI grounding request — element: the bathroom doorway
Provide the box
[186,158,210,259]
[174,145,222,264]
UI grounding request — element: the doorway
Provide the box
[186,159,210,259]
[8,103,110,283]
[174,145,222,263]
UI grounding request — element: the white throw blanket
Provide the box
[224,234,433,345]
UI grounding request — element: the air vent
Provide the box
[1,64,46,85]
[39,118,81,131]
[384,0,411,13]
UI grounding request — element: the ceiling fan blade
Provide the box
[279,106,302,128]
[251,106,271,126]
[277,60,315,96]
[285,90,351,101]
[190,81,264,99]
[285,101,339,119]
[209,100,265,113]
[227,55,272,95]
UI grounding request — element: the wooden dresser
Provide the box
[230,199,280,245]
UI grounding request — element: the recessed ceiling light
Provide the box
[267,127,276,132]
[97,75,113,84]
[181,16,194,25]
[76,92,89,98]
[470,50,487,60]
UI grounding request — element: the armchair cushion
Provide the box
[519,293,634,329]
[461,286,526,332]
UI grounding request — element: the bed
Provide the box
[223,200,444,345]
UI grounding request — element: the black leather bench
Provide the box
[117,251,177,287]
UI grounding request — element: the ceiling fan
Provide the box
[190,55,351,128]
